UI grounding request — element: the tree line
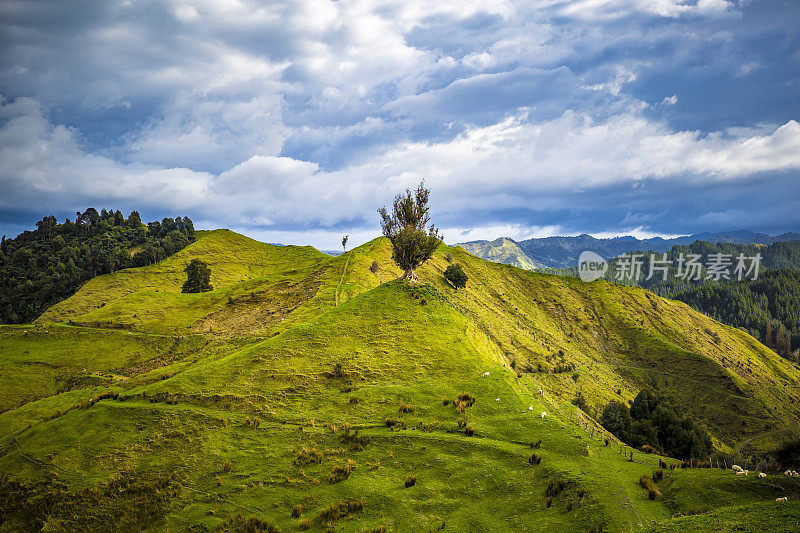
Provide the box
[0,208,195,323]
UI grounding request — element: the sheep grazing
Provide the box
[732,465,743,473]
[528,406,534,411]
[495,398,500,402]
[538,389,543,394]
[482,372,490,378]
[758,472,767,478]
[776,497,788,502]
[540,412,547,419]
[503,362,507,367]
[784,470,792,477]
[736,471,748,476]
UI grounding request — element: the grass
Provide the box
[0,229,798,531]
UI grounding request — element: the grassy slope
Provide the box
[2,230,799,531]
[458,238,544,270]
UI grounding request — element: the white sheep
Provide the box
[758,472,767,478]
[482,371,490,378]
[736,471,748,476]
[495,398,500,402]
[541,411,547,419]
[503,362,507,367]
[785,470,792,477]
[776,497,788,502]
[528,405,534,411]
[538,389,543,394]
[794,472,800,478]
[732,465,743,473]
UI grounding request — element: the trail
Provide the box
[335,254,351,306]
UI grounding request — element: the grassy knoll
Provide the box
[0,230,798,531]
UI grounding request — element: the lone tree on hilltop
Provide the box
[378,181,441,282]
[182,259,213,293]
[342,235,349,253]
[444,263,468,289]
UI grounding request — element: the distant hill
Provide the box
[458,230,800,270]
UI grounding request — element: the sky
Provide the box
[1,0,799,250]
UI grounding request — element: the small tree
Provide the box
[342,235,349,253]
[444,263,468,289]
[182,259,213,293]
[378,181,441,282]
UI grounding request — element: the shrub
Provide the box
[604,438,609,446]
[298,518,312,530]
[223,460,232,473]
[442,398,450,406]
[350,396,361,404]
[577,488,586,499]
[659,458,667,469]
[464,426,474,437]
[648,487,661,500]
[528,454,542,465]
[566,499,573,512]
[327,462,353,484]
[319,499,364,526]
[653,469,663,482]
[571,395,587,410]
[546,478,566,498]
[444,263,468,289]
[291,504,303,518]
[534,439,542,449]
[639,474,651,489]
[546,497,553,508]
[404,475,417,488]
[457,392,476,407]
[571,372,580,382]
[295,447,324,466]
[399,403,416,414]
[370,261,380,273]
[253,417,261,428]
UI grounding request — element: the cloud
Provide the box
[0,0,798,248]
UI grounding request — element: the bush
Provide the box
[327,463,353,484]
[653,469,663,482]
[298,518,312,530]
[398,403,416,414]
[404,475,417,488]
[571,395,587,411]
[295,448,324,466]
[546,478,566,498]
[370,261,380,273]
[291,504,303,518]
[182,258,213,293]
[444,263,468,289]
[349,396,361,404]
[546,496,553,508]
[457,392,476,407]
[319,499,364,527]
[442,398,450,406]
[528,454,542,465]
[464,426,474,437]
[648,487,661,500]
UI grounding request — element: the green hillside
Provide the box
[2,229,800,531]
[458,237,544,270]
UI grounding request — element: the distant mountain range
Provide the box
[457,230,800,270]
